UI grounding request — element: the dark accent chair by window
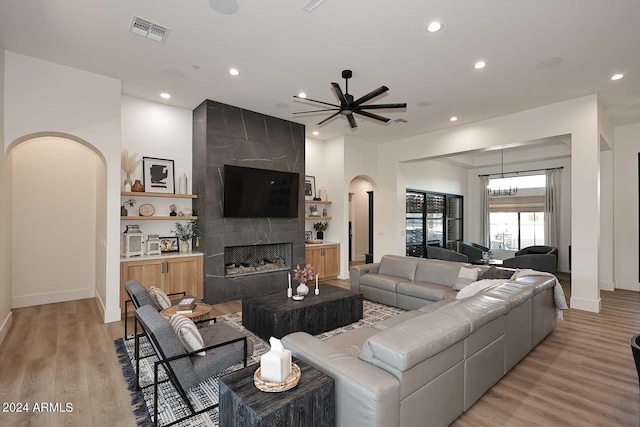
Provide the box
[124,279,199,338]
[502,245,558,274]
[135,305,253,427]
[459,241,491,263]
[425,246,469,263]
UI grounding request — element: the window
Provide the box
[488,174,545,251]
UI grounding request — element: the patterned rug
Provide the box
[114,300,404,427]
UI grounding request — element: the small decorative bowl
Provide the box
[292,295,304,301]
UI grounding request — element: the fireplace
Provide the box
[224,242,293,278]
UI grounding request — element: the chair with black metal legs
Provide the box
[134,305,253,427]
[630,334,640,390]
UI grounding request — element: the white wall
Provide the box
[11,138,98,307]
[4,52,121,322]
[613,122,640,291]
[120,95,194,238]
[599,149,614,290]
[0,46,11,346]
[402,159,469,197]
[349,177,373,261]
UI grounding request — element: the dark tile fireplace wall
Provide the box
[192,100,305,303]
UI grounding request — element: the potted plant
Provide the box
[309,205,320,217]
[121,199,136,216]
[313,222,328,240]
[171,220,201,252]
[293,263,315,296]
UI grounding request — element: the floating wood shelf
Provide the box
[305,200,332,204]
[121,192,198,199]
[121,216,198,220]
[305,216,332,220]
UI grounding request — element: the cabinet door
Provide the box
[120,260,164,311]
[322,245,340,279]
[164,256,203,298]
[305,247,324,277]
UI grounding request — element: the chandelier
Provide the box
[487,150,518,196]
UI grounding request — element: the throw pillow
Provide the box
[148,286,171,310]
[481,266,515,280]
[454,265,480,291]
[169,314,206,356]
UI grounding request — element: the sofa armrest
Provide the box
[350,263,380,292]
[282,332,400,427]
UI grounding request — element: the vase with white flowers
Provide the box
[170,220,201,252]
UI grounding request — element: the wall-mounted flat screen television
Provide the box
[223,165,300,218]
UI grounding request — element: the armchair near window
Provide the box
[459,241,491,263]
[502,245,558,274]
[425,246,469,263]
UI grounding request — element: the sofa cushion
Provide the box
[149,286,171,310]
[417,298,457,314]
[397,281,455,302]
[360,312,470,372]
[480,266,515,280]
[378,255,419,281]
[443,295,509,333]
[373,310,425,331]
[360,274,402,292]
[454,266,481,291]
[170,314,206,356]
[325,327,380,357]
[414,258,466,288]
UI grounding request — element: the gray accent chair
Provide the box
[425,246,469,263]
[135,305,253,427]
[502,245,558,274]
[459,241,491,263]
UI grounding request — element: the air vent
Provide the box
[391,118,409,124]
[129,16,170,43]
[303,0,326,12]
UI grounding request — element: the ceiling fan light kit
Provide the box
[293,69,407,129]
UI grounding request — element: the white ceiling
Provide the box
[1,0,638,143]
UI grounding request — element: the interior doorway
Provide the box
[348,176,375,266]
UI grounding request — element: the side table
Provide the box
[219,360,335,427]
[161,303,213,326]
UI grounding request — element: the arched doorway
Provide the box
[348,176,375,268]
[7,134,107,308]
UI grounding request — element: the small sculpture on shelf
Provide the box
[121,198,136,216]
[169,204,178,217]
[309,205,320,217]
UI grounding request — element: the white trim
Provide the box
[569,296,601,313]
[93,289,121,324]
[599,280,615,291]
[0,311,13,346]
[615,279,640,292]
[11,287,95,308]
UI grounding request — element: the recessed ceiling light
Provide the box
[160,92,171,99]
[474,61,486,69]
[611,73,624,81]
[427,22,442,33]
[450,116,458,122]
[312,131,319,136]
[228,68,240,76]
[298,92,307,99]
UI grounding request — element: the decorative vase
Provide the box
[121,206,128,216]
[131,179,144,192]
[181,241,190,252]
[178,173,188,195]
[296,282,309,296]
[124,182,132,192]
[316,231,324,240]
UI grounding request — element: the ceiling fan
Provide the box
[293,70,407,129]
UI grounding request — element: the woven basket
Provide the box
[253,363,301,392]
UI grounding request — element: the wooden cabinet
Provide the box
[120,254,203,315]
[305,244,340,280]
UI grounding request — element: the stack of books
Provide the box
[176,297,197,314]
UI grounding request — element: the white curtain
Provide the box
[545,169,560,247]
[480,175,490,247]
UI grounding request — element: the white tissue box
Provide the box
[260,337,292,383]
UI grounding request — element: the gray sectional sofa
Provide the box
[282,255,559,427]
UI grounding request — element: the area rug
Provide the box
[114,300,405,427]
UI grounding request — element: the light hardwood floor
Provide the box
[0,275,638,426]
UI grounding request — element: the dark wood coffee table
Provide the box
[242,285,363,341]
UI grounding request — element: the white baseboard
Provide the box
[93,289,121,324]
[615,279,640,291]
[599,280,615,291]
[570,296,601,313]
[12,287,95,308]
[0,311,13,347]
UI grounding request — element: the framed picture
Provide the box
[304,175,316,200]
[305,230,312,240]
[159,236,179,253]
[143,157,175,194]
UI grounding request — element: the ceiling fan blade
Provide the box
[292,108,341,114]
[347,114,358,128]
[354,110,391,123]
[356,103,407,110]
[293,96,340,108]
[331,82,348,106]
[352,86,389,106]
[317,112,341,126]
